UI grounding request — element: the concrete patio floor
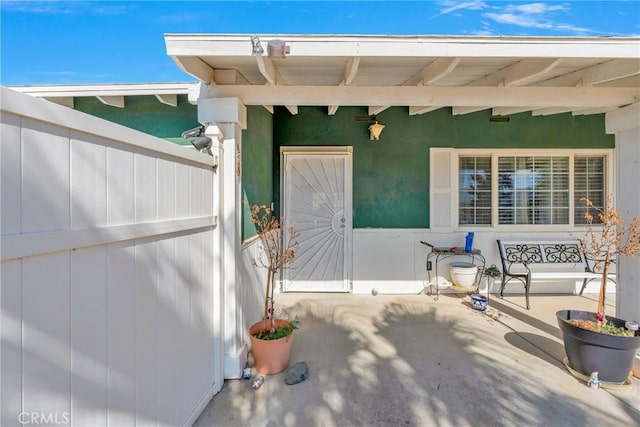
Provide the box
[195,293,640,427]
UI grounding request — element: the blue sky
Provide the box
[2,1,639,86]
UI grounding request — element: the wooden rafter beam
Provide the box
[341,57,360,86]
[256,55,278,85]
[421,58,461,85]
[155,94,177,107]
[255,55,299,114]
[537,58,640,87]
[452,106,489,115]
[572,106,617,116]
[531,107,578,116]
[286,105,298,115]
[505,58,563,86]
[468,58,562,86]
[369,106,389,115]
[492,106,533,116]
[96,95,124,108]
[328,57,361,116]
[409,106,442,115]
[171,56,215,84]
[212,69,251,85]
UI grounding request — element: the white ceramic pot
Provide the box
[449,262,478,288]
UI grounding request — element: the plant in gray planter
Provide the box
[247,203,300,374]
[558,196,640,383]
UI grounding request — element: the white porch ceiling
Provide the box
[166,34,640,116]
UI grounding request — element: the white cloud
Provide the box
[504,3,567,15]
[436,1,488,17]
[483,2,594,34]
[484,12,548,28]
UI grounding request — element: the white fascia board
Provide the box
[164,34,640,59]
[204,85,639,108]
[9,82,198,98]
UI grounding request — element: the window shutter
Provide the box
[430,148,455,232]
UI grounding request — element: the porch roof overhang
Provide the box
[165,34,640,117]
[9,82,200,108]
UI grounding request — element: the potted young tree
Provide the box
[557,196,640,383]
[248,203,300,375]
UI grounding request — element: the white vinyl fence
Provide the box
[1,87,221,426]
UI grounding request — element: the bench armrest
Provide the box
[505,261,531,276]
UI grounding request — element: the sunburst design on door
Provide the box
[283,154,349,292]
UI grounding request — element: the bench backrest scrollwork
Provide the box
[497,240,588,272]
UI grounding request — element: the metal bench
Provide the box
[496,239,616,309]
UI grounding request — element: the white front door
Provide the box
[281,147,352,292]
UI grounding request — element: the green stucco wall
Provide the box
[74,95,199,143]
[242,106,275,240]
[73,95,614,233]
[270,106,614,229]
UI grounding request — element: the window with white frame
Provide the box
[574,156,606,225]
[459,156,492,225]
[456,152,608,227]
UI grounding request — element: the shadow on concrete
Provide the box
[504,331,566,367]
[487,297,563,339]
[195,296,639,427]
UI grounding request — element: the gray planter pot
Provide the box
[556,310,640,383]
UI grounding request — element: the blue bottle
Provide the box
[465,232,474,252]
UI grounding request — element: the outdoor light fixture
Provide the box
[267,39,289,58]
[368,121,385,141]
[191,136,213,156]
[251,36,264,56]
[181,126,204,139]
[181,126,213,155]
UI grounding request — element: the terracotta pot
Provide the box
[557,310,640,383]
[249,319,294,375]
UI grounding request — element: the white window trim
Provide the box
[453,148,614,232]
